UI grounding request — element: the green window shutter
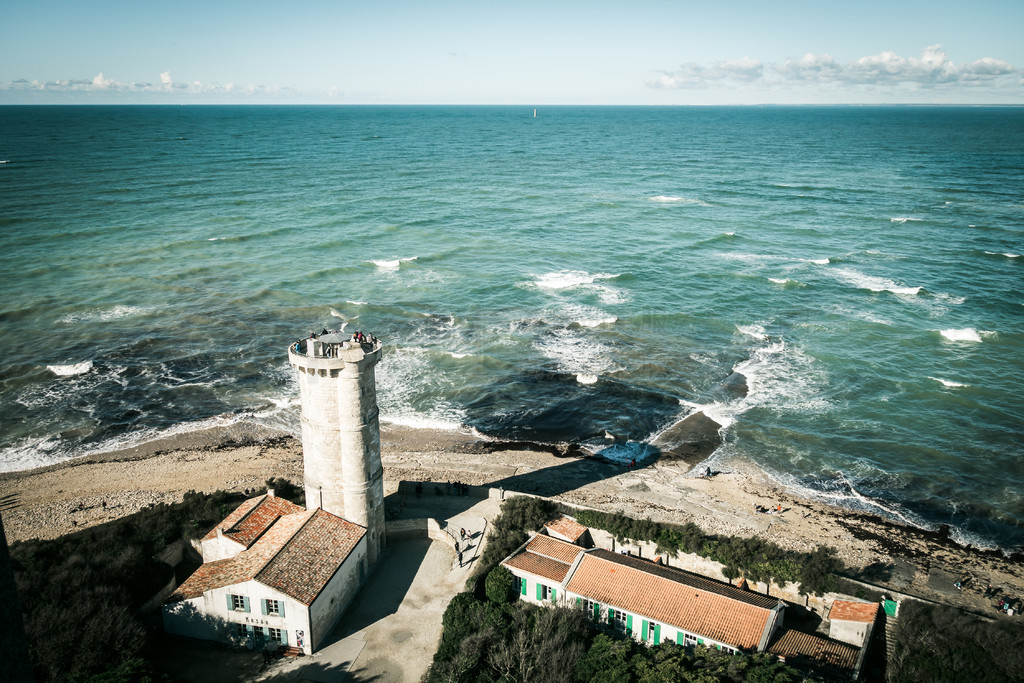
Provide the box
[641,619,649,640]
[243,596,250,613]
[536,583,542,600]
[281,630,289,646]
[261,599,268,616]
[697,638,704,645]
[626,614,633,632]
[551,588,556,601]
[226,594,234,611]
[279,601,285,618]
[593,602,600,621]
[576,597,582,607]
[521,578,527,596]
[654,624,661,645]
[607,608,615,625]
[677,631,684,645]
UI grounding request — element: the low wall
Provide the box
[385,517,453,547]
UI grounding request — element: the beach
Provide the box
[2,423,1021,618]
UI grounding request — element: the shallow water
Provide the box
[1,105,1022,548]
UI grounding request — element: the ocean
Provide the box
[1,105,1022,550]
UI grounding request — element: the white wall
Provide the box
[309,535,368,652]
[162,580,312,653]
[200,533,245,562]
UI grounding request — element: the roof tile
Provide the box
[565,550,778,650]
[172,497,365,606]
[768,628,859,672]
[830,600,879,623]
[545,515,588,543]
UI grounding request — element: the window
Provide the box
[233,623,248,639]
[613,609,627,632]
[647,621,661,645]
[539,584,551,600]
[684,633,698,647]
[263,599,285,617]
[515,576,525,597]
[268,628,283,643]
[227,594,250,612]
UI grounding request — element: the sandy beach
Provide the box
[2,423,1021,618]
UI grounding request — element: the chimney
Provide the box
[267,488,275,497]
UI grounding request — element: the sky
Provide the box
[1,0,1022,105]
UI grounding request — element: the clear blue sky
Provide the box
[2,0,1022,104]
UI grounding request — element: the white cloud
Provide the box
[652,45,1020,91]
[0,71,300,101]
[651,57,764,89]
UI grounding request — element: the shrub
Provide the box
[485,565,516,605]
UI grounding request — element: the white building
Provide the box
[501,515,785,653]
[162,491,368,654]
[162,331,386,654]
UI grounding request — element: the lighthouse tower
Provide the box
[288,333,385,565]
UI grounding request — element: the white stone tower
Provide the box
[288,333,385,565]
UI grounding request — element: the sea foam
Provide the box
[648,195,711,207]
[929,376,968,388]
[831,267,921,296]
[370,256,418,271]
[47,361,93,376]
[938,328,985,342]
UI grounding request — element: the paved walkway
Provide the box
[257,493,501,682]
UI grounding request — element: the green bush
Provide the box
[889,600,1024,682]
[485,565,516,605]
[11,489,248,681]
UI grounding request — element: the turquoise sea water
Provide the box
[1,105,1022,549]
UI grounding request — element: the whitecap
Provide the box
[890,217,923,224]
[928,376,968,388]
[831,267,921,296]
[576,374,598,384]
[534,270,619,290]
[648,195,711,207]
[736,323,768,341]
[939,328,983,342]
[805,258,830,265]
[985,251,1021,259]
[370,256,417,271]
[347,300,368,306]
[59,305,150,324]
[47,361,93,376]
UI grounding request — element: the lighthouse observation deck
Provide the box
[288,332,383,372]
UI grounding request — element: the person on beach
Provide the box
[460,527,466,540]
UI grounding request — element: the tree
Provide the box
[485,565,516,605]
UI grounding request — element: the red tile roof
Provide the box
[768,628,859,673]
[565,550,779,651]
[172,497,365,606]
[258,509,365,604]
[201,494,305,548]
[502,534,585,583]
[527,534,586,564]
[545,515,588,543]
[830,600,879,623]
